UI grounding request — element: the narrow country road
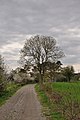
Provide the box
[0,84,46,120]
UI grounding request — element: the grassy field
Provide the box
[46,82,80,101]
[35,82,80,120]
[0,82,21,106]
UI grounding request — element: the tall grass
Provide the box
[43,82,80,120]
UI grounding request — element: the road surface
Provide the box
[0,84,46,120]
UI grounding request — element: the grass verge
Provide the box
[35,84,64,120]
[0,82,21,106]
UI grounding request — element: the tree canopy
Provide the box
[20,35,64,83]
[62,66,74,82]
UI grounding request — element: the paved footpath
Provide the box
[0,84,46,120]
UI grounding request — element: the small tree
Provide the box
[62,66,74,82]
[43,61,62,82]
[0,55,6,93]
[20,35,64,84]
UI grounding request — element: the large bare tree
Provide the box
[20,35,64,84]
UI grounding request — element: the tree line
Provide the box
[0,35,79,93]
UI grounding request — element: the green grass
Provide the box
[35,84,64,120]
[45,82,80,119]
[0,82,21,106]
[35,82,80,120]
[51,82,80,101]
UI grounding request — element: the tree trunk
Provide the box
[39,72,43,84]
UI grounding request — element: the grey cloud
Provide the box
[0,0,80,34]
[0,0,80,71]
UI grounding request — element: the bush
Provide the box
[0,82,21,106]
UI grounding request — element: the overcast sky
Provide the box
[0,0,80,72]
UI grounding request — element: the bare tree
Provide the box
[20,35,64,84]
